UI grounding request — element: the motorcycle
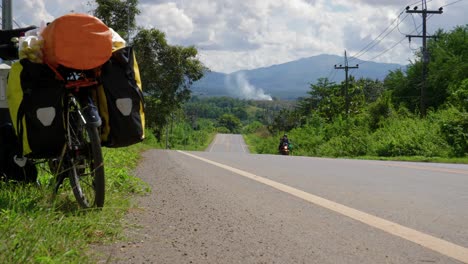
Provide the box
[279,142,290,155]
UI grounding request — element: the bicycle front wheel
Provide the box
[68,110,105,209]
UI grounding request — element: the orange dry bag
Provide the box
[41,13,112,70]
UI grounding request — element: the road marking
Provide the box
[207,135,218,152]
[177,151,468,263]
[238,135,248,153]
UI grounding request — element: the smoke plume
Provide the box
[225,72,272,101]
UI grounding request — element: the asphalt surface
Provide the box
[97,134,468,264]
[206,134,250,153]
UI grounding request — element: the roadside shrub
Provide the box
[143,128,158,147]
[243,121,264,134]
[367,94,394,130]
[216,127,230,133]
[370,117,450,157]
[318,130,370,157]
[436,107,468,157]
[244,134,277,154]
[287,125,324,156]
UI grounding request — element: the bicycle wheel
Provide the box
[67,104,105,208]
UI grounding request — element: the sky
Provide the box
[7,0,468,73]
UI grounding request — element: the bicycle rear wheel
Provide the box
[68,104,105,208]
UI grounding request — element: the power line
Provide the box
[408,39,419,51]
[0,16,28,28]
[441,0,465,8]
[359,36,408,66]
[329,68,338,82]
[356,12,440,65]
[350,13,410,63]
[358,15,432,65]
[348,0,426,62]
[348,0,440,63]
[325,66,335,80]
[349,12,407,62]
[411,14,420,34]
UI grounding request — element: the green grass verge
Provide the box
[0,143,150,263]
[353,155,468,164]
[244,133,468,164]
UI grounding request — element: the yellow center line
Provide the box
[177,151,468,263]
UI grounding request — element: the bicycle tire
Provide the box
[68,110,105,209]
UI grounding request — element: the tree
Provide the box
[384,68,419,111]
[427,25,468,110]
[447,79,468,111]
[385,25,468,113]
[93,0,140,41]
[298,78,344,121]
[356,78,385,103]
[270,108,300,133]
[218,114,241,133]
[132,29,206,139]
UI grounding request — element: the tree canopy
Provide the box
[132,29,206,139]
[93,0,140,41]
[385,24,468,113]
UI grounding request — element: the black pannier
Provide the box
[8,59,66,158]
[97,46,145,148]
[0,121,37,183]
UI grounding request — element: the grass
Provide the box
[0,127,215,263]
[244,133,468,164]
[0,142,150,263]
[353,155,468,164]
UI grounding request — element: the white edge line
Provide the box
[239,135,248,153]
[177,150,468,263]
[207,134,218,152]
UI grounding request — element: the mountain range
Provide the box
[191,54,405,100]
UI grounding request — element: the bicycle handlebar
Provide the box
[0,25,37,61]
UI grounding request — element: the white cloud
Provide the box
[138,3,193,39]
[9,0,468,73]
[13,0,93,26]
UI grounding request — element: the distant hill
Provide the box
[191,54,404,100]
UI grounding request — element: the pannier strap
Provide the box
[64,79,98,89]
[47,63,99,90]
[16,98,26,159]
[47,63,65,81]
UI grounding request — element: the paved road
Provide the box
[206,133,250,153]
[99,134,468,264]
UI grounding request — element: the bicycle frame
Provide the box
[52,87,105,208]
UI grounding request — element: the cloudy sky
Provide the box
[9,0,468,73]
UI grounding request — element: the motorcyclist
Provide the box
[278,134,289,151]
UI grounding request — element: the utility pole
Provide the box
[2,0,13,30]
[127,0,131,42]
[1,0,13,122]
[335,50,358,117]
[405,0,443,116]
